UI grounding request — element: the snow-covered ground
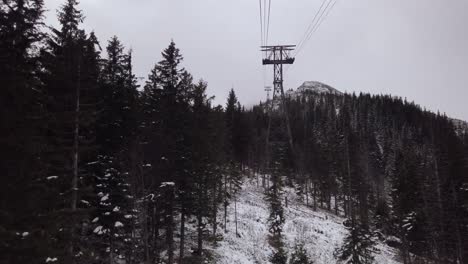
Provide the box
[211,175,401,264]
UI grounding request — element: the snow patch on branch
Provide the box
[160,182,175,188]
[45,257,58,263]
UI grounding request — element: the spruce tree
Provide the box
[141,41,193,264]
[335,221,376,264]
[40,0,100,261]
[0,1,45,263]
[289,241,313,264]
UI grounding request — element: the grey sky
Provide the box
[44,0,468,120]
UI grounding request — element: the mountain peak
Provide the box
[297,81,342,95]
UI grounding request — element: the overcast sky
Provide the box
[44,0,468,120]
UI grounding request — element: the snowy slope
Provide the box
[213,177,274,263]
[212,175,401,264]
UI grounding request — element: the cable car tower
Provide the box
[262,45,296,154]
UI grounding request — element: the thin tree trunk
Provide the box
[143,202,150,263]
[212,180,218,243]
[256,168,259,187]
[313,182,317,211]
[262,171,265,188]
[346,137,352,219]
[179,208,185,263]
[235,195,238,236]
[153,205,160,261]
[224,173,228,232]
[69,58,81,262]
[167,188,174,264]
[197,186,203,256]
[334,192,339,215]
[109,235,114,264]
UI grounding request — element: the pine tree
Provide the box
[87,35,140,264]
[0,1,45,263]
[225,88,238,162]
[40,0,100,262]
[335,221,376,264]
[289,241,313,264]
[140,41,193,264]
[190,79,215,259]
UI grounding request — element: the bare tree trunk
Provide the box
[197,187,203,256]
[313,182,317,211]
[142,202,150,263]
[235,195,238,236]
[109,236,114,264]
[212,180,218,243]
[167,188,175,264]
[262,171,265,188]
[320,187,324,208]
[179,208,185,263]
[224,173,228,232]
[346,137,352,218]
[256,168,259,187]
[197,213,203,256]
[153,205,161,261]
[69,59,81,262]
[334,192,339,215]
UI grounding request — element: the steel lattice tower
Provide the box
[261,45,295,153]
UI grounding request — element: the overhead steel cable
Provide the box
[286,0,338,74]
[295,0,329,54]
[259,0,264,47]
[266,0,272,46]
[285,0,330,74]
[297,0,338,57]
[263,0,268,46]
[312,0,338,36]
[296,0,333,56]
[259,0,267,98]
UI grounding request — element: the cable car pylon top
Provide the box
[261,45,296,65]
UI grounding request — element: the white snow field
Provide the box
[211,174,401,264]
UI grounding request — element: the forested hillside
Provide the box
[245,89,468,263]
[1,1,467,264]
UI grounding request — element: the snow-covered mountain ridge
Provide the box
[285,81,467,135]
[211,175,401,264]
[286,81,342,98]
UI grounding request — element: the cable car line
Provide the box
[295,0,329,55]
[297,0,338,57]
